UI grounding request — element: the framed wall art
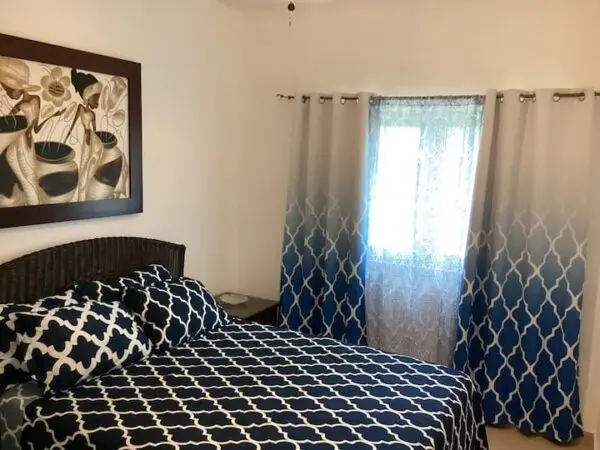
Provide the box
[0,33,142,229]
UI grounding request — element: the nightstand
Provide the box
[216,293,280,326]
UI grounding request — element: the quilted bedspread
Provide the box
[17,322,488,449]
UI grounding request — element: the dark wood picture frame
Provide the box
[0,33,142,229]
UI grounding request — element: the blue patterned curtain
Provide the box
[454,90,596,443]
[279,93,371,344]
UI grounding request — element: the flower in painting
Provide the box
[105,76,127,111]
[111,109,126,127]
[41,68,72,107]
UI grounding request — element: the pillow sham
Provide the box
[128,264,172,285]
[0,324,21,397]
[7,300,152,395]
[123,277,230,350]
[0,290,82,396]
[75,264,172,303]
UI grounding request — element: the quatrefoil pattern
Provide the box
[128,264,172,285]
[0,382,41,450]
[0,290,82,395]
[454,208,587,443]
[75,264,172,303]
[7,300,152,395]
[14,322,488,449]
[280,192,368,345]
[123,277,229,350]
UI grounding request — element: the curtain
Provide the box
[454,89,598,443]
[366,97,484,365]
[279,93,371,345]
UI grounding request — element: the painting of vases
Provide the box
[0,33,142,229]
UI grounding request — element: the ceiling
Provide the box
[218,0,336,11]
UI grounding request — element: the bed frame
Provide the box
[0,237,186,305]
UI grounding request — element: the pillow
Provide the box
[0,325,21,397]
[7,300,151,395]
[75,264,172,303]
[123,277,230,350]
[128,264,172,285]
[0,290,82,396]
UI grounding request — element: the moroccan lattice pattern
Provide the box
[0,382,40,450]
[8,300,151,395]
[0,290,82,395]
[15,322,488,449]
[454,210,586,443]
[280,194,368,345]
[128,264,172,285]
[123,277,230,351]
[75,264,172,303]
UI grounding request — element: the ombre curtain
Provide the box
[454,89,598,443]
[279,93,372,344]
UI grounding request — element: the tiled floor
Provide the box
[487,426,594,450]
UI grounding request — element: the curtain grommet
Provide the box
[319,97,325,104]
[579,93,586,101]
[553,94,560,102]
[519,94,525,103]
[341,98,347,105]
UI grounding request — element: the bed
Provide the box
[0,237,488,450]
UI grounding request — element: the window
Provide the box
[368,98,484,265]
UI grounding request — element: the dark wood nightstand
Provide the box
[216,293,280,326]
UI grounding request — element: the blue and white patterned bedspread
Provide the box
[16,322,488,449]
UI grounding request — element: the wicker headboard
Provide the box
[0,237,186,305]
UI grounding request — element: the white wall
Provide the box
[237,0,600,433]
[0,0,243,293]
[2,0,598,437]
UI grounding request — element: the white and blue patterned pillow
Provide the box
[0,291,82,396]
[124,277,230,350]
[129,264,171,283]
[6,300,152,395]
[75,264,172,303]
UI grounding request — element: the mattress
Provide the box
[14,322,488,449]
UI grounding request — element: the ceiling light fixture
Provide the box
[287,0,296,27]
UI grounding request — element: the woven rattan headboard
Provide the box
[0,237,186,305]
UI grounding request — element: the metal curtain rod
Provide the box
[277,91,600,102]
[276,94,484,101]
[277,94,361,102]
[498,91,600,102]
[276,93,483,103]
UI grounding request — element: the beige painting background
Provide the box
[0,56,129,208]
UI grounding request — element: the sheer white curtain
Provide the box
[366,97,484,365]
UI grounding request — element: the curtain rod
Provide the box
[277,92,600,102]
[276,94,481,102]
[277,94,361,102]
[501,92,600,102]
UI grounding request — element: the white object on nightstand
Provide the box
[218,293,249,305]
